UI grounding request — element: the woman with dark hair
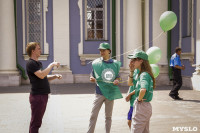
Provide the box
[127,50,155,133]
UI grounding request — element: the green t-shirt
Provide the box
[129,69,139,106]
[133,70,153,102]
[129,86,136,107]
[92,58,123,100]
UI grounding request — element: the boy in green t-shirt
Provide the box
[125,69,139,129]
[87,42,122,133]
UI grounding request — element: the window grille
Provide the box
[86,0,105,40]
[26,0,43,50]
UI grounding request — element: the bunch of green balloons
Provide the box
[148,11,177,77]
[159,11,177,32]
[150,64,160,78]
[146,46,162,78]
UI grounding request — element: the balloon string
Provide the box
[87,31,165,64]
[96,79,128,84]
[112,31,165,59]
[96,74,134,84]
[87,31,165,84]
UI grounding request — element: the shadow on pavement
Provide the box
[0,84,192,94]
[179,99,200,103]
[0,83,129,94]
[155,85,192,90]
[51,84,129,95]
[0,85,30,93]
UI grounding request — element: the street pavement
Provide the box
[0,83,200,133]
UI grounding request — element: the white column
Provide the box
[53,0,70,67]
[0,0,17,71]
[0,0,20,86]
[152,0,169,85]
[52,0,73,84]
[191,0,200,91]
[195,0,200,68]
[152,0,168,64]
[123,0,142,69]
[145,0,149,51]
[116,0,121,61]
[120,0,142,86]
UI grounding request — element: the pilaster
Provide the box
[191,0,200,91]
[52,0,73,83]
[0,0,20,86]
[121,0,143,84]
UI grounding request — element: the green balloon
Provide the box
[150,64,160,78]
[146,46,162,64]
[159,11,177,32]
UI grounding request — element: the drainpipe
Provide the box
[112,0,116,58]
[141,0,145,50]
[167,0,172,80]
[14,0,28,80]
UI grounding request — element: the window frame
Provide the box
[84,0,107,41]
[187,0,192,37]
[179,0,195,64]
[26,0,44,52]
[22,0,49,60]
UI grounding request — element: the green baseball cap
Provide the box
[98,42,111,50]
[127,49,148,60]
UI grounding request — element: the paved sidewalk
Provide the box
[0,84,200,133]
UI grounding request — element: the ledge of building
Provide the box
[74,74,90,83]
[191,69,200,91]
[23,54,49,60]
[50,66,74,84]
[0,70,21,86]
[11,64,196,90]
[79,54,101,66]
